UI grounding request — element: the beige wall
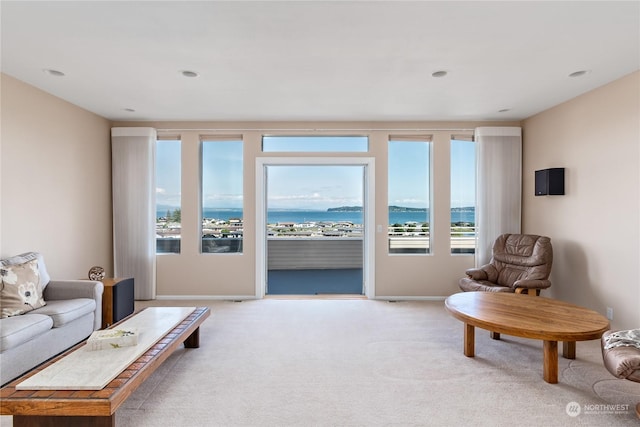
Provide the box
[522,71,640,330]
[113,121,518,299]
[8,67,637,325]
[1,74,113,278]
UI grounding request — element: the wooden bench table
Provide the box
[1,306,210,427]
[445,292,609,384]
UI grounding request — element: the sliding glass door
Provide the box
[256,157,375,298]
[265,165,364,295]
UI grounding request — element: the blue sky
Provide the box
[156,137,475,211]
[156,140,182,208]
[388,140,430,208]
[267,165,364,210]
[450,139,476,208]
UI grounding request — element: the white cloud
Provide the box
[203,194,243,201]
[268,192,362,209]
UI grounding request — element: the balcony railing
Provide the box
[156,226,475,256]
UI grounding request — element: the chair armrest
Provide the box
[601,330,640,380]
[464,268,488,281]
[44,280,104,330]
[513,279,551,290]
[465,264,498,281]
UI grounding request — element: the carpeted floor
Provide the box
[2,299,638,426]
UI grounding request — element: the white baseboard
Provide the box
[372,296,447,301]
[153,294,447,302]
[154,295,258,301]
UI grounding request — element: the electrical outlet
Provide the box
[606,307,613,321]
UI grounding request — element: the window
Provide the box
[156,139,182,254]
[450,137,476,254]
[262,136,368,152]
[201,138,243,254]
[388,136,432,254]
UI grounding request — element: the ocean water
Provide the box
[159,208,475,225]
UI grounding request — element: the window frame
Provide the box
[261,135,369,153]
[200,136,245,255]
[450,135,476,255]
[387,135,433,255]
[155,136,182,255]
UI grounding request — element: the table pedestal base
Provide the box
[446,292,610,386]
[542,340,558,383]
[462,323,578,384]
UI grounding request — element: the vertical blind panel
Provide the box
[474,127,522,267]
[111,127,157,300]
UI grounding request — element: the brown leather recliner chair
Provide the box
[459,233,553,296]
[601,329,640,418]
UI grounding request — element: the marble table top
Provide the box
[16,306,196,390]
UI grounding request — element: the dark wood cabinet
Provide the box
[101,277,134,328]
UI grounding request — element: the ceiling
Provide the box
[1,1,638,122]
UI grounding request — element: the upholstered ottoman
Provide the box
[601,329,640,418]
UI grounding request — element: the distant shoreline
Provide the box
[327,205,474,213]
[157,206,475,226]
[158,205,475,213]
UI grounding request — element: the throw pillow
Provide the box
[0,259,46,318]
[0,252,50,290]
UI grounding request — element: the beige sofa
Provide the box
[0,252,103,385]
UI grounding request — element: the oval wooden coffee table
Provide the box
[445,292,610,383]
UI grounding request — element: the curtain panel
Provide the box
[111,127,157,300]
[474,127,522,267]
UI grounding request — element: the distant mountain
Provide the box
[327,206,363,212]
[388,205,427,212]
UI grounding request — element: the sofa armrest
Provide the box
[44,280,104,300]
[44,280,104,330]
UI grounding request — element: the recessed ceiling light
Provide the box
[431,70,448,78]
[181,70,199,78]
[43,69,65,77]
[569,70,590,78]
[124,108,136,113]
